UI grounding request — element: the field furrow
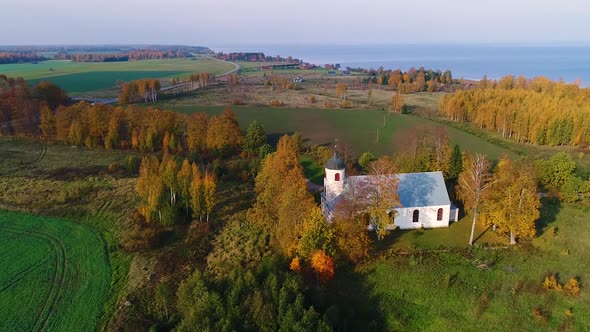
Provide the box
[0,211,111,331]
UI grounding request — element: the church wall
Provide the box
[393,205,450,230]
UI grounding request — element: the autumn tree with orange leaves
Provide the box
[311,250,335,284]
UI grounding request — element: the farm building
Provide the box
[321,154,459,230]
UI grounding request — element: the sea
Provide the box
[211,44,590,86]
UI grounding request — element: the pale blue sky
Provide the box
[1,0,589,45]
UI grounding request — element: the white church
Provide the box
[321,154,459,230]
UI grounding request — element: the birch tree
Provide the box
[367,156,400,240]
[177,159,193,217]
[457,153,493,246]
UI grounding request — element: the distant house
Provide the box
[342,70,351,76]
[293,77,304,83]
[321,154,460,230]
[299,63,316,70]
[327,71,337,76]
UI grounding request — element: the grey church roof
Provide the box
[326,153,345,170]
[346,171,450,208]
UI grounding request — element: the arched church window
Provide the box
[335,173,340,181]
[412,210,419,223]
[437,208,443,221]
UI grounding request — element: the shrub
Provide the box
[542,273,562,291]
[308,145,331,165]
[533,307,548,324]
[340,100,352,108]
[124,155,141,174]
[230,98,245,105]
[324,101,335,109]
[564,278,581,297]
[122,219,160,252]
[310,250,335,284]
[290,257,301,272]
[107,162,120,173]
[270,99,285,107]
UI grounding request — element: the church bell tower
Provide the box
[324,153,346,202]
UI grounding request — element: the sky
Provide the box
[1,0,589,46]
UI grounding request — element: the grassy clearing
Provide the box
[0,58,234,95]
[0,137,137,330]
[358,201,590,331]
[300,155,325,184]
[156,104,512,159]
[0,211,111,331]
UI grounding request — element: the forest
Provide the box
[0,52,46,64]
[60,49,194,62]
[440,75,590,147]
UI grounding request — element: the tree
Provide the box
[161,156,179,206]
[243,121,266,156]
[298,206,335,259]
[483,156,541,244]
[390,92,404,113]
[33,81,68,109]
[561,175,585,203]
[190,163,204,222]
[137,156,166,223]
[39,105,56,141]
[366,156,400,240]
[206,108,243,151]
[177,159,193,217]
[332,190,372,263]
[203,171,217,223]
[310,250,335,284]
[358,151,376,173]
[457,153,493,246]
[335,83,347,100]
[538,152,576,190]
[247,134,315,255]
[449,144,463,179]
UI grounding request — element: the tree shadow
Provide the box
[267,132,295,147]
[316,264,388,332]
[473,225,491,244]
[536,197,562,237]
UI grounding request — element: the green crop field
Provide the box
[28,71,186,94]
[0,211,111,331]
[0,58,235,94]
[155,104,513,159]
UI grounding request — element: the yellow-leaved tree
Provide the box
[482,156,540,245]
[247,134,315,255]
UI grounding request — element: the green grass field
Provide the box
[0,137,137,330]
[0,211,111,331]
[0,58,235,94]
[359,202,590,331]
[156,104,512,159]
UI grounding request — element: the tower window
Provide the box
[437,208,443,221]
[335,173,340,181]
[412,210,419,223]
